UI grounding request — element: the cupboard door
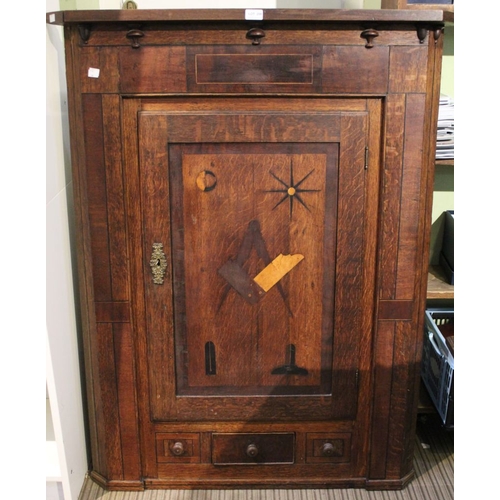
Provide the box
[132,99,378,422]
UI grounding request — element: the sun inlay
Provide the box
[266,160,320,218]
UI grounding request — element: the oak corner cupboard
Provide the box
[46,8,445,491]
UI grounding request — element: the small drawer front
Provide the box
[156,433,201,463]
[212,433,294,465]
[306,433,351,463]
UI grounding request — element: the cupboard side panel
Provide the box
[102,95,129,302]
[81,93,137,482]
[399,33,445,478]
[379,96,427,481]
[378,94,405,300]
[368,321,395,479]
[82,93,112,301]
[64,26,102,475]
[371,35,443,484]
[385,321,418,479]
[113,322,142,480]
[94,322,123,480]
[395,94,426,300]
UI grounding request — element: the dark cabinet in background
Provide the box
[47,8,445,490]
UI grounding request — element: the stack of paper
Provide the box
[436,94,454,159]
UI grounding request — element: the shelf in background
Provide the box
[406,4,454,23]
[381,1,454,23]
[436,159,454,166]
[427,264,454,300]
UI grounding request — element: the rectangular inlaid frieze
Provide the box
[187,46,321,93]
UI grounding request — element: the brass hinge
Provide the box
[355,369,360,388]
[364,146,369,170]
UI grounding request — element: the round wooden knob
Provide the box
[126,29,144,49]
[171,441,185,456]
[246,27,265,45]
[321,442,335,457]
[360,28,379,49]
[246,443,259,458]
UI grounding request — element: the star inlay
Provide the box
[265,160,320,218]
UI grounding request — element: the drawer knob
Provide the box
[171,441,185,456]
[321,442,335,457]
[126,28,144,48]
[246,443,259,458]
[246,27,265,46]
[360,28,379,49]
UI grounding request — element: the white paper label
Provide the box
[88,68,100,79]
[245,9,264,21]
[49,14,56,23]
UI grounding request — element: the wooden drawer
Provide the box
[212,433,294,465]
[155,433,201,463]
[305,433,351,463]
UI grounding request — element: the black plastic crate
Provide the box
[421,309,454,428]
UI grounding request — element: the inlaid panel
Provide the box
[170,142,334,395]
[187,46,322,93]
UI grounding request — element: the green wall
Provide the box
[60,0,99,9]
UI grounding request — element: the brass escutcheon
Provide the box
[150,243,167,284]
